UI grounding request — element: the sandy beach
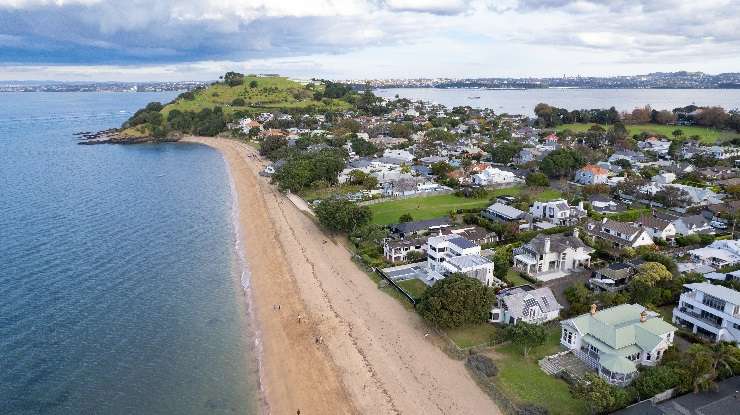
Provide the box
[183,136,501,415]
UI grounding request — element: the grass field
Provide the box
[396,279,428,300]
[556,122,740,144]
[161,75,351,117]
[299,184,363,201]
[368,186,562,225]
[445,324,500,349]
[489,325,587,415]
[505,269,530,286]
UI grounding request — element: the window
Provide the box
[646,352,651,361]
[703,294,726,312]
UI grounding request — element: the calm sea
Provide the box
[375,88,740,115]
[0,93,258,414]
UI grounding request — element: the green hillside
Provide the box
[120,74,354,138]
[162,75,351,117]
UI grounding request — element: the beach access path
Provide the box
[183,136,500,415]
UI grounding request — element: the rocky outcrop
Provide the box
[76,129,181,145]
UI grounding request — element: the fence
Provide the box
[358,189,454,206]
[374,267,417,306]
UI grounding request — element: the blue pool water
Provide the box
[0,92,258,414]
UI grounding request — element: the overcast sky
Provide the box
[1,0,739,81]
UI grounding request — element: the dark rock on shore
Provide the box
[76,129,181,145]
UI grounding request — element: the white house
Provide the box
[636,215,677,242]
[689,240,740,269]
[513,231,593,278]
[426,235,499,287]
[489,285,562,325]
[471,167,518,186]
[575,164,610,185]
[652,172,676,185]
[585,218,654,249]
[382,149,414,163]
[673,214,715,236]
[673,283,740,345]
[530,200,587,226]
[561,304,677,386]
[482,202,526,222]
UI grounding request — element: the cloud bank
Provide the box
[0,0,738,80]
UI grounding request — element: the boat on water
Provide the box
[468,96,481,99]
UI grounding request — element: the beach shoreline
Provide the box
[184,136,501,415]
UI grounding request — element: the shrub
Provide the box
[232,98,245,106]
[466,353,498,377]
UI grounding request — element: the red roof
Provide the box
[580,164,609,175]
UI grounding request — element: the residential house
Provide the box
[426,235,499,287]
[651,172,676,185]
[516,147,545,164]
[530,199,587,226]
[389,218,452,238]
[471,167,518,186]
[482,203,526,222]
[383,237,426,263]
[561,304,677,386]
[382,149,414,164]
[489,285,562,325]
[673,283,740,344]
[589,262,638,293]
[440,225,498,246]
[588,195,619,213]
[673,214,714,236]
[512,231,593,278]
[575,164,610,185]
[704,146,740,160]
[636,214,677,242]
[689,239,740,269]
[585,218,654,249]
[608,150,647,165]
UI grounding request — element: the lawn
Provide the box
[445,323,501,349]
[505,269,530,286]
[396,278,428,300]
[299,184,363,201]
[488,324,587,415]
[556,122,740,144]
[369,186,562,225]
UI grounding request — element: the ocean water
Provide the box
[375,88,740,115]
[0,93,258,414]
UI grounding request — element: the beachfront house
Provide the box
[561,304,677,386]
[512,231,593,280]
[489,285,562,325]
[426,235,499,287]
[383,237,426,263]
[672,282,740,344]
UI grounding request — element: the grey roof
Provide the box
[638,215,672,231]
[676,214,710,228]
[390,218,451,234]
[527,233,590,254]
[499,286,562,319]
[684,282,740,305]
[448,236,477,250]
[613,376,740,415]
[447,254,491,269]
[485,203,525,220]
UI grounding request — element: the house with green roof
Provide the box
[560,304,677,386]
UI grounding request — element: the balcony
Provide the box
[675,307,722,328]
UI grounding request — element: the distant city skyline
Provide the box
[1,0,739,81]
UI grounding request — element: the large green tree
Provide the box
[417,274,494,328]
[505,322,547,357]
[315,197,372,234]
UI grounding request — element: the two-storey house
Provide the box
[561,304,677,386]
[673,283,740,345]
[489,285,562,325]
[585,218,654,249]
[426,235,499,287]
[512,230,593,279]
[530,199,587,226]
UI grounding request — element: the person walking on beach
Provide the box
[297,314,302,324]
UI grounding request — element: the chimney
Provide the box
[544,237,551,253]
[590,304,597,316]
[578,201,584,210]
[640,310,648,323]
[602,217,608,224]
[573,228,579,239]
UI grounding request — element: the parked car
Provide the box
[710,220,728,229]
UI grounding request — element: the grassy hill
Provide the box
[120,75,353,138]
[162,75,351,117]
[556,122,740,144]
